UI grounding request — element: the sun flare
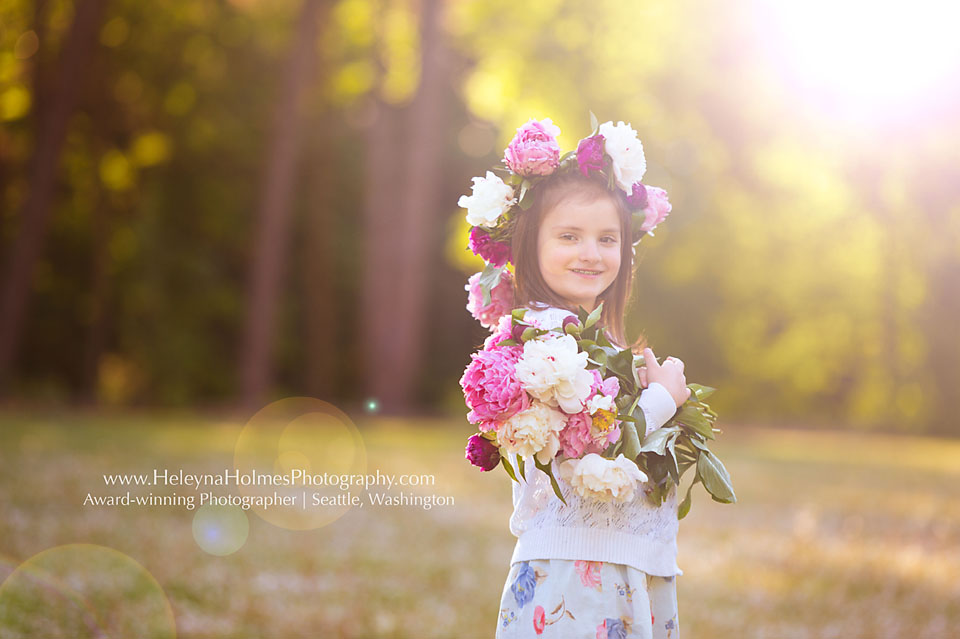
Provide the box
[756,0,960,120]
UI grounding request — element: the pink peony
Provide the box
[468,227,512,267]
[504,118,561,177]
[559,410,604,458]
[465,434,501,471]
[484,314,515,350]
[466,270,515,330]
[589,370,621,399]
[576,135,606,176]
[460,343,529,432]
[638,186,671,233]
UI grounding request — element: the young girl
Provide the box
[494,168,689,639]
[461,117,688,637]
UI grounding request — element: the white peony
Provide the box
[496,400,566,464]
[458,171,517,228]
[598,121,647,193]
[515,334,593,414]
[557,453,648,503]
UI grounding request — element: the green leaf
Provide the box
[589,110,599,133]
[478,263,503,307]
[584,303,604,330]
[629,398,647,435]
[640,426,677,455]
[620,419,641,461]
[675,404,715,439]
[534,457,567,505]
[596,331,613,348]
[688,384,716,401]
[697,450,736,504]
[666,434,680,478]
[677,476,700,520]
[501,454,518,483]
[497,339,518,347]
[516,454,525,480]
[511,308,528,321]
[689,438,710,452]
[518,183,535,210]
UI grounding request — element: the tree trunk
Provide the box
[302,114,336,400]
[239,0,325,410]
[361,0,448,414]
[0,0,108,393]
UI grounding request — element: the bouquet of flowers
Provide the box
[459,114,735,518]
[461,303,736,518]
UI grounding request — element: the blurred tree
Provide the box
[0,0,108,393]
[239,0,328,409]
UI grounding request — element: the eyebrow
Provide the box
[552,225,621,234]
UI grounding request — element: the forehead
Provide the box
[541,195,621,232]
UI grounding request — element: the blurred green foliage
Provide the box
[0,0,957,433]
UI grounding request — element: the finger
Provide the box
[643,347,659,369]
[638,367,648,387]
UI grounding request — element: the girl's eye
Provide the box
[602,236,619,244]
[560,234,577,241]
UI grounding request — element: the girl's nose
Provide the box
[580,240,601,262]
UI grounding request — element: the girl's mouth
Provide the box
[571,269,602,277]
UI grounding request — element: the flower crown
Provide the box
[460,114,672,307]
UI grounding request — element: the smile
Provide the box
[571,269,603,277]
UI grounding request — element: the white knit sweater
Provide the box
[507,305,683,577]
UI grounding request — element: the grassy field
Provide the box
[0,409,958,638]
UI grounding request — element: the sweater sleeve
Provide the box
[637,382,678,437]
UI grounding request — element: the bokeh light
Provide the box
[0,544,175,639]
[234,398,367,530]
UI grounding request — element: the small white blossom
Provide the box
[599,121,647,193]
[458,171,517,228]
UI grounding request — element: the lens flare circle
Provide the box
[0,544,175,638]
[234,397,366,530]
[192,504,249,556]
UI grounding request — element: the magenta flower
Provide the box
[638,186,671,233]
[460,343,529,432]
[466,270,515,330]
[626,182,649,210]
[465,434,501,471]
[576,134,606,176]
[468,227,512,267]
[504,118,561,177]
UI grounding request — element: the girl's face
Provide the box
[536,194,622,312]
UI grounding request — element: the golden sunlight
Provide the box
[755,0,960,122]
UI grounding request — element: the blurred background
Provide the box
[0,0,956,431]
[1,0,959,637]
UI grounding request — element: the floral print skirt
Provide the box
[495,559,679,639]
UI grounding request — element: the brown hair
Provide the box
[511,170,647,353]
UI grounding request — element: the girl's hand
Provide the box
[640,347,691,408]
